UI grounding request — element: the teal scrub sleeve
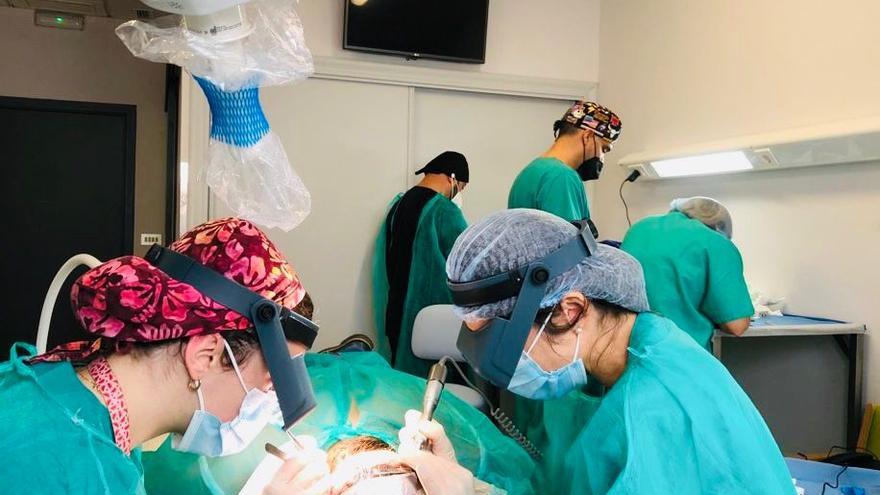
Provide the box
[700,241,754,324]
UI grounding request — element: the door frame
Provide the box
[164,65,182,241]
[0,95,137,254]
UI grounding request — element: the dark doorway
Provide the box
[0,96,135,359]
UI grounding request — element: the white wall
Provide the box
[411,89,569,223]
[0,6,168,255]
[197,79,570,348]
[182,2,600,347]
[295,0,600,82]
[208,78,410,347]
[596,0,880,401]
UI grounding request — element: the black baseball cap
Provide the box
[414,151,469,183]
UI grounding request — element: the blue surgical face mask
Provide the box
[173,340,283,457]
[507,312,588,400]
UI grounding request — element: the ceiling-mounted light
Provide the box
[618,117,880,180]
[650,151,753,178]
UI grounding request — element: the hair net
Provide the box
[670,196,733,239]
[446,209,649,322]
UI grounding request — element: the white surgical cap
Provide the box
[670,196,733,239]
[446,209,650,322]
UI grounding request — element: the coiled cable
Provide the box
[441,357,543,460]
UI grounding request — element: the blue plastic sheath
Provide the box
[194,76,270,148]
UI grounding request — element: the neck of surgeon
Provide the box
[417,173,457,200]
[77,350,200,448]
[542,130,588,170]
[582,307,635,386]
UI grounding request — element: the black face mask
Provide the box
[577,136,604,182]
[577,157,603,181]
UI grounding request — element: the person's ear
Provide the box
[581,129,592,145]
[182,333,226,381]
[577,130,593,155]
[555,292,587,327]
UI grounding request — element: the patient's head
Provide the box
[327,435,393,470]
[326,435,423,495]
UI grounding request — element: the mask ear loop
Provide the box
[572,327,582,364]
[195,386,206,411]
[450,173,458,199]
[526,310,554,356]
[222,338,249,394]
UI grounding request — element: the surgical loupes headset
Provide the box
[144,244,319,437]
[447,220,598,389]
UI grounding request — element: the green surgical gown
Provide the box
[512,389,601,495]
[508,157,590,222]
[564,313,794,495]
[621,211,754,348]
[372,193,468,377]
[0,344,145,495]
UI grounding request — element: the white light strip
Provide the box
[651,151,753,178]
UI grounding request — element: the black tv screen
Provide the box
[344,0,490,64]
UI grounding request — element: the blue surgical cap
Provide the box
[446,209,650,322]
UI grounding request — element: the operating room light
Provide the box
[650,151,753,178]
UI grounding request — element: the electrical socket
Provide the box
[140,233,163,246]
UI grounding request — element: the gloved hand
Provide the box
[398,450,476,495]
[262,436,331,495]
[397,409,456,462]
[397,410,478,495]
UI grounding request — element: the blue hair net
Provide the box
[446,209,650,322]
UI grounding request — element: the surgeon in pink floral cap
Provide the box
[0,218,330,494]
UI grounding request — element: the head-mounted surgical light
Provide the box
[144,245,318,430]
[447,221,597,389]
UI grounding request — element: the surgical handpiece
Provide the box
[418,359,449,450]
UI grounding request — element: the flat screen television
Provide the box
[343,0,490,64]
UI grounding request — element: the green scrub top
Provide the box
[0,344,145,495]
[508,157,590,222]
[621,211,753,348]
[564,313,794,495]
[372,193,468,377]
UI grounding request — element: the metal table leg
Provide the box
[835,333,865,448]
[847,333,865,448]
